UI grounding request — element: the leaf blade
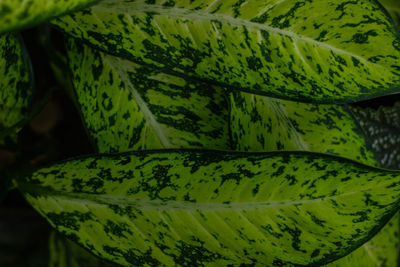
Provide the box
[229,91,377,165]
[18,150,400,266]
[66,38,230,153]
[0,33,33,145]
[0,0,99,34]
[53,0,400,103]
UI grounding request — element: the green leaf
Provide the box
[0,33,33,144]
[52,0,400,103]
[230,91,377,166]
[17,150,400,266]
[0,0,99,34]
[49,231,113,267]
[328,214,399,266]
[380,0,400,27]
[229,91,400,265]
[66,38,230,153]
[349,103,400,170]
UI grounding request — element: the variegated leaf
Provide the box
[329,214,399,266]
[49,231,113,267]
[0,33,33,144]
[349,103,400,170]
[381,0,400,27]
[0,0,99,34]
[229,91,376,165]
[229,91,400,265]
[67,38,229,153]
[17,151,400,266]
[52,0,400,103]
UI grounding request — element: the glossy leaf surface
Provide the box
[0,0,99,34]
[67,38,229,153]
[230,91,376,165]
[0,33,33,143]
[18,150,400,266]
[53,0,400,103]
[350,103,400,170]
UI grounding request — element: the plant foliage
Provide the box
[1,0,400,266]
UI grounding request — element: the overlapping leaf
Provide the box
[230,91,376,165]
[17,150,400,266]
[329,214,399,266]
[381,0,400,27]
[49,231,113,267]
[0,33,33,145]
[67,38,229,153]
[0,0,99,34]
[229,91,400,265]
[53,0,400,103]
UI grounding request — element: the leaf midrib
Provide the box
[21,185,372,211]
[93,0,389,72]
[104,55,173,148]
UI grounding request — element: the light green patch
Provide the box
[230,91,376,166]
[17,151,400,266]
[67,38,229,153]
[0,0,99,34]
[53,0,400,103]
[0,33,33,144]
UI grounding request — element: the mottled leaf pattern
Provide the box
[0,0,99,34]
[52,0,400,103]
[0,33,33,142]
[230,91,376,165]
[49,231,113,267]
[350,103,400,170]
[329,214,399,266]
[381,0,400,27]
[17,151,400,266]
[67,38,229,153]
[229,91,400,265]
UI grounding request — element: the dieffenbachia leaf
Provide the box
[0,33,33,144]
[349,103,400,170]
[66,38,229,153]
[49,231,113,267]
[229,91,400,265]
[328,214,399,266]
[380,0,400,27]
[17,151,400,266]
[0,0,99,34]
[230,91,376,166]
[52,0,400,103]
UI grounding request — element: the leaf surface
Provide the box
[53,0,400,103]
[0,33,33,144]
[381,0,400,27]
[229,91,400,265]
[0,0,99,34]
[230,91,376,165]
[67,38,230,153]
[49,231,113,267]
[17,150,400,266]
[328,214,399,266]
